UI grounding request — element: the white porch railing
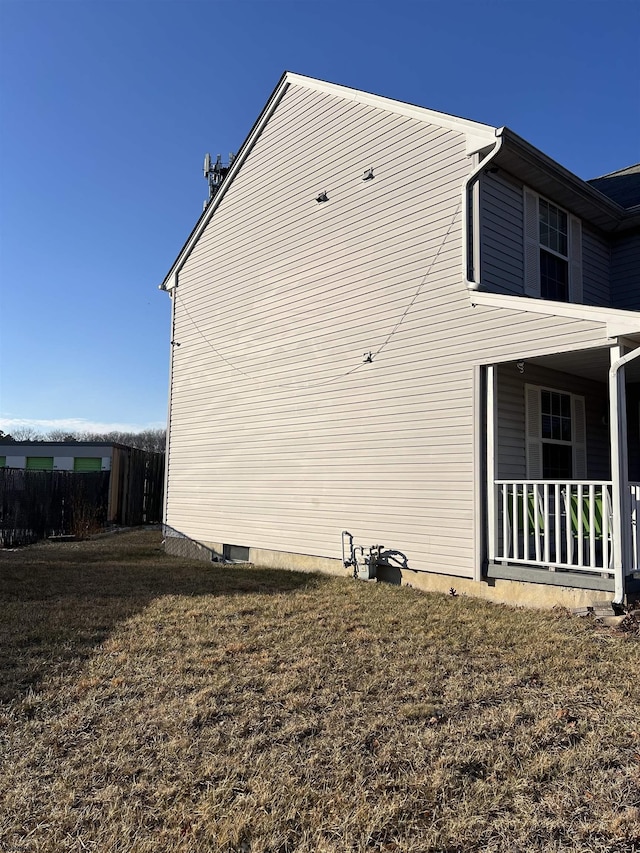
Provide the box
[631,483,640,572]
[492,481,621,576]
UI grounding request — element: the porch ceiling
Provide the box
[522,343,640,384]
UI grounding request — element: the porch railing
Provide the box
[492,481,617,576]
[631,483,640,573]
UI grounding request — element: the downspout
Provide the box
[463,130,504,586]
[463,128,504,291]
[610,345,640,604]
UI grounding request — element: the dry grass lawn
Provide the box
[1,528,639,852]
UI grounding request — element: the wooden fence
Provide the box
[0,450,164,546]
[0,469,110,546]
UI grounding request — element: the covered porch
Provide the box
[482,340,640,600]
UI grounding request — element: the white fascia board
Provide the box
[161,73,292,291]
[469,291,640,338]
[284,73,497,153]
[160,73,496,291]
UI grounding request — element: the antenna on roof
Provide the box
[203,151,235,210]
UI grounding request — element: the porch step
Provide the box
[592,602,616,617]
[571,602,616,618]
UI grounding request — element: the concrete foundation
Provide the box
[165,536,615,611]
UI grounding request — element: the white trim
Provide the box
[610,345,626,603]
[609,345,640,602]
[161,73,291,292]
[284,73,497,153]
[525,384,586,480]
[486,365,497,567]
[163,290,176,526]
[473,365,483,582]
[523,188,582,303]
[469,290,640,337]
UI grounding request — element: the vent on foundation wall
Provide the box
[223,543,250,563]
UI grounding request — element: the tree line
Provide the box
[0,427,166,453]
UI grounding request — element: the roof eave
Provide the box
[493,128,631,233]
[470,290,640,338]
[160,71,292,292]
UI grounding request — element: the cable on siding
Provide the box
[175,295,253,379]
[174,197,462,391]
[371,197,462,361]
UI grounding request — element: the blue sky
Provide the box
[1,0,638,435]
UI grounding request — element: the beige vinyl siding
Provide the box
[610,231,640,310]
[479,171,524,295]
[496,362,610,480]
[166,81,619,579]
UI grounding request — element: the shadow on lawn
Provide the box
[0,529,325,704]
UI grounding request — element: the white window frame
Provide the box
[523,188,582,303]
[525,383,587,479]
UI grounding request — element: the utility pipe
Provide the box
[610,345,640,603]
[462,129,504,291]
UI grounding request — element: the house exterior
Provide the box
[159,72,640,609]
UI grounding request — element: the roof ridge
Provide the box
[589,163,640,181]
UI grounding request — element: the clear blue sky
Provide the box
[1,0,638,435]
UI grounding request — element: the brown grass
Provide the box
[1,529,639,852]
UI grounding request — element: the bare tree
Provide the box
[8,426,44,441]
[41,427,166,453]
[47,429,80,442]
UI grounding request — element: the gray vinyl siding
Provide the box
[166,81,618,580]
[480,172,613,307]
[610,231,640,311]
[496,362,610,480]
[479,171,524,295]
[582,225,610,307]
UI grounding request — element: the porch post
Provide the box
[610,344,640,602]
[473,365,482,581]
[486,365,497,565]
[610,345,629,603]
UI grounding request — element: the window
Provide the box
[525,384,586,480]
[540,389,573,478]
[0,456,5,468]
[524,189,582,303]
[539,198,569,300]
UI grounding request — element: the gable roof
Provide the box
[159,72,497,292]
[588,163,640,210]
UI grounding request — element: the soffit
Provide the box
[527,345,640,384]
[492,130,638,233]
